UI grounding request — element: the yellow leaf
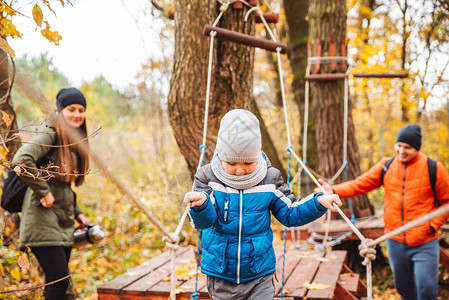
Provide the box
[40,21,62,45]
[304,282,331,290]
[0,146,8,160]
[1,110,12,126]
[10,267,21,281]
[18,255,30,271]
[0,37,15,58]
[32,4,43,27]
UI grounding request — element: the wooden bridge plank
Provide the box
[305,250,347,299]
[97,249,187,296]
[273,248,306,295]
[283,251,324,298]
[121,249,194,295]
[144,249,197,296]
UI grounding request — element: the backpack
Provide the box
[381,156,438,206]
[1,144,56,213]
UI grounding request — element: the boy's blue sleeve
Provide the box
[188,193,217,229]
[269,169,327,227]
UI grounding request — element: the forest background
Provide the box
[0,0,448,299]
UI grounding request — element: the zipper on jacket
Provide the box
[223,198,229,222]
[237,190,243,284]
[401,163,407,243]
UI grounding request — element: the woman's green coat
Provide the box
[12,124,82,250]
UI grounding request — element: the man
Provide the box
[319,124,449,300]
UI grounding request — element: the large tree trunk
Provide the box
[168,1,255,178]
[0,50,19,160]
[308,1,374,218]
[284,0,319,195]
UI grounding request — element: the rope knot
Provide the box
[199,144,206,150]
[219,1,230,12]
[358,239,376,266]
[162,234,180,251]
[286,146,293,153]
[190,291,199,300]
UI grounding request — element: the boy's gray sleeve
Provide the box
[193,167,213,195]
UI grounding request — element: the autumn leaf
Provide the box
[1,110,12,126]
[0,36,15,58]
[32,4,43,27]
[0,146,8,160]
[304,282,331,290]
[0,276,4,291]
[10,267,21,281]
[40,21,62,45]
[18,255,30,271]
[14,166,21,174]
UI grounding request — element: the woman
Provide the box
[12,87,90,299]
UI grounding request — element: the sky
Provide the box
[9,0,167,89]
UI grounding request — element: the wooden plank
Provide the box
[334,283,358,300]
[145,250,198,297]
[274,248,305,295]
[305,250,347,300]
[439,246,449,271]
[97,249,187,297]
[338,272,360,294]
[177,273,209,299]
[122,249,194,296]
[342,264,367,297]
[282,251,324,298]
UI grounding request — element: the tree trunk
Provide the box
[308,1,374,218]
[168,1,255,178]
[0,50,19,161]
[284,0,320,195]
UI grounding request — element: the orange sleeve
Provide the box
[332,157,390,199]
[430,161,449,230]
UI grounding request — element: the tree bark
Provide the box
[168,1,255,178]
[0,50,19,161]
[284,0,320,195]
[308,1,374,218]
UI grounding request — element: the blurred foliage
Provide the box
[1,54,194,298]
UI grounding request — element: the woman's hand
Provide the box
[314,178,334,194]
[183,192,207,208]
[40,192,55,208]
[317,194,342,212]
[76,214,89,229]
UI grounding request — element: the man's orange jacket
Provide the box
[333,152,449,246]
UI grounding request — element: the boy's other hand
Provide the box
[183,191,207,208]
[315,178,334,194]
[317,194,342,212]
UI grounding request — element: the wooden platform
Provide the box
[97,247,367,300]
[281,212,385,242]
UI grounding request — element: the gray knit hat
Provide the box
[215,109,262,162]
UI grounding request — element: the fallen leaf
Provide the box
[18,255,30,271]
[304,282,331,290]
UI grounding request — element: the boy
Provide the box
[184,109,341,299]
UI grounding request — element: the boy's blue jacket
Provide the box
[188,159,327,284]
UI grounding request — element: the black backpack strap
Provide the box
[381,156,395,185]
[427,157,438,206]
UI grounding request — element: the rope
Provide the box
[280,149,293,299]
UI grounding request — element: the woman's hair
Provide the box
[55,112,89,186]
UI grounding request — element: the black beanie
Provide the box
[396,124,421,150]
[56,88,86,111]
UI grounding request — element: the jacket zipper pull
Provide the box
[224,199,229,222]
